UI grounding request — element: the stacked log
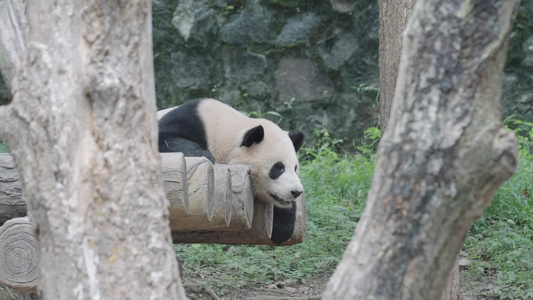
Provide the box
[0,153,306,291]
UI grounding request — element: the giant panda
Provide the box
[158,98,304,244]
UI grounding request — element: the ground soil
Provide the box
[183,272,481,300]
[184,276,327,300]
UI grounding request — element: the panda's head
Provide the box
[229,122,304,208]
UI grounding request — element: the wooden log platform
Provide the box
[0,152,307,292]
[0,152,306,241]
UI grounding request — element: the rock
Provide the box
[220,0,274,45]
[458,258,470,267]
[222,48,267,82]
[275,12,321,46]
[283,278,298,285]
[171,0,217,42]
[169,52,211,89]
[241,81,273,100]
[217,89,242,107]
[275,57,334,103]
[318,30,359,70]
[522,36,533,67]
[330,0,355,13]
[285,287,297,293]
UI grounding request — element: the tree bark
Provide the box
[0,1,187,299]
[379,1,461,299]
[324,1,519,299]
[378,0,416,134]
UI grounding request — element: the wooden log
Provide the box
[170,157,215,231]
[0,154,26,225]
[172,194,306,245]
[226,165,254,230]
[209,165,232,229]
[0,153,306,243]
[290,193,307,244]
[0,217,38,293]
[161,153,189,226]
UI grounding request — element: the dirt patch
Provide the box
[184,276,328,300]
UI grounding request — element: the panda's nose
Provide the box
[291,190,303,199]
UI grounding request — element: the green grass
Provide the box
[175,135,375,298]
[3,122,529,298]
[177,123,533,299]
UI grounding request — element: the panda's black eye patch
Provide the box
[269,162,285,179]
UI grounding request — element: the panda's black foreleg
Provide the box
[271,201,297,245]
[159,137,215,163]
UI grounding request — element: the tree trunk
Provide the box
[324,1,519,299]
[379,1,461,299]
[0,1,187,299]
[378,0,416,134]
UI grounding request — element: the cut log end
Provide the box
[228,166,254,230]
[0,217,39,293]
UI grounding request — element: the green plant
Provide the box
[247,103,283,124]
[355,127,380,157]
[0,142,7,153]
[355,84,380,109]
[284,98,296,110]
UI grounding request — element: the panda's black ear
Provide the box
[241,125,264,147]
[289,132,304,151]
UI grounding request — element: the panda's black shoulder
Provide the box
[158,98,209,152]
[159,99,203,135]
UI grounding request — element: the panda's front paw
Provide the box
[270,202,297,244]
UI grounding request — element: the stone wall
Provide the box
[152,0,533,148]
[1,0,532,148]
[152,0,380,148]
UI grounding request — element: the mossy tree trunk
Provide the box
[324,1,519,299]
[0,0,187,299]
